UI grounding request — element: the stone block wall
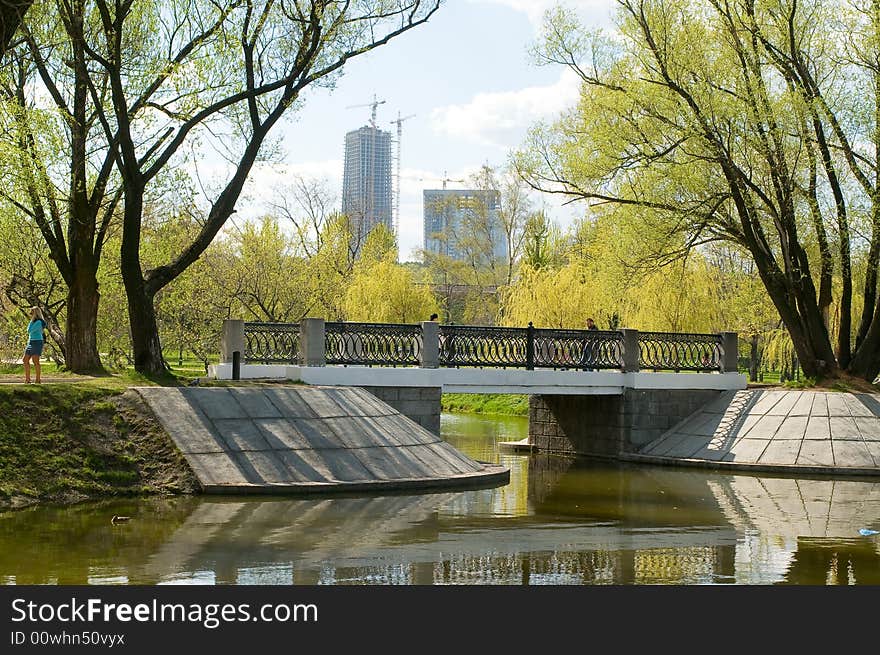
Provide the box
[529,389,720,456]
[361,386,442,434]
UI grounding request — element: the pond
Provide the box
[2,412,879,585]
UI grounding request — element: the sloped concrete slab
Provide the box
[135,388,225,454]
[758,440,800,466]
[727,438,769,463]
[855,418,880,441]
[767,391,799,415]
[743,414,784,439]
[830,416,861,440]
[345,387,400,416]
[372,415,442,446]
[797,440,835,467]
[188,388,244,419]
[629,389,880,476]
[405,445,467,476]
[261,388,318,419]
[844,394,875,417]
[833,441,872,467]
[294,388,346,418]
[289,418,347,449]
[135,385,508,494]
[185,453,252,485]
[323,416,394,449]
[791,392,815,416]
[230,388,283,418]
[352,447,424,481]
[234,451,292,483]
[810,394,829,416]
[804,416,830,440]
[322,387,388,417]
[775,416,807,440]
[214,418,272,452]
[865,442,880,467]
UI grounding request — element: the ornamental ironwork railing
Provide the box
[325,322,422,366]
[638,331,722,372]
[439,324,625,369]
[244,322,301,364]
[439,324,530,368]
[236,320,731,372]
[533,328,623,370]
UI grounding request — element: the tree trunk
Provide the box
[749,333,759,382]
[120,190,168,376]
[125,278,167,375]
[64,266,103,372]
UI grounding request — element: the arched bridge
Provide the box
[209,319,747,453]
[213,318,744,393]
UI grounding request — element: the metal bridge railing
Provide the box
[638,331,723,372]
[325,322,421,367]
[242,321,301,364]
[224,319,737,374]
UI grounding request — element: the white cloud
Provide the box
[470,0,615,29]
[429,69,580,148]
[237,159,344,216]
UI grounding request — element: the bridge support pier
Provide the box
[528,389,722,457]
[362,386,442,434]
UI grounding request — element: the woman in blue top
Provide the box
[23,306,46,384]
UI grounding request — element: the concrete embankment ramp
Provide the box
[134,385,508,494]
[629,389,880,475]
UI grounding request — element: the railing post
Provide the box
[232,351,241,380]
[221,319,245,364]
[621,328,640,372]
[722,331,738,373]
[526,322,535,370]
[420,321,439,369]
[300,318,326,367]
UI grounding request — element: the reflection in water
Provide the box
[1,413,879,585]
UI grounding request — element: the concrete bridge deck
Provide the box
[208,363,747,395]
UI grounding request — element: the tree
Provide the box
[0,0,33,57]
[0,205,67,359]
[522,209,564,270]
[344,256,438,324]
[10,0,441,375]
[516,0,880,381]
[471,164,533,286]
[1,0,125,371]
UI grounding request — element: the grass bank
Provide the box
[0,378,199,512]
[441,393,529,417]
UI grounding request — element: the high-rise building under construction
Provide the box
[342,125,393,251]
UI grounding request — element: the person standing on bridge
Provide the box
[582,317,599,371]
[23,305,46,384]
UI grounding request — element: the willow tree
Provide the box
[9,0,441,375]
[517,0,880,381]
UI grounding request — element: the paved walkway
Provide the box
[135,385,509,494]
[0,376,99,385]
[628,389,880,475]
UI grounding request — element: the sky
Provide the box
[236,0,617,262]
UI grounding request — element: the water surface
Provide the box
[2,412,879,585]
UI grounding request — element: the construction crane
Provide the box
[405,171,468,189]
[390,111,416,240]
[345,94,386,128]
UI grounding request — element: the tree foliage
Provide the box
[2,0,442,374]
[517,0,880,381]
